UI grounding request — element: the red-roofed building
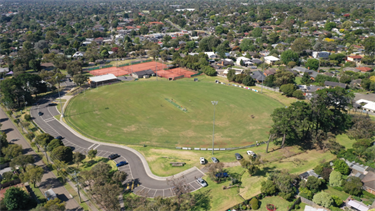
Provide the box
[148,22,164,26]
[347,55,362,66]
[356,67,372,72]
[126,26,135,30]
[136,26,141,29]
[116,27,123,30]
[344,14,350,17]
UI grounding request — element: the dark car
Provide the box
[116,161,128,167]
[55,136,63,140]
[235,153,242,160]
[215,172,229,178]
[38,112,43,116]
[48,103,56,106]
[108,154,120,160]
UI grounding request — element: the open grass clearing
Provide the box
[323,186,350,201]
[336,134,355,149]
[65,80,282,148]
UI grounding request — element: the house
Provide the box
[204,52,217,59]
[251,71,266,82]
[132,69,155,78]
[356,99,375,113]
[303,205,328,211]
[94,37,104,45]
[362,171,375,195]
[264,56,280,65]
[356,67,372,72]
[298,85,325,99]
[324,81,347,89]
[236,56,251,66]
[312,51,330,59]
[299,170,321,180]
[347,55,362,66]
[0,67,9,73]
[223,68,243,75]
[347,199,370,211]
[350,79,362,88]
[217,59,234,67]
[292,67,311,75]
[263,68,276,76]
[89,74,117,85]
[73,52,84,58]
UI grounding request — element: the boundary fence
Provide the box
[255,84,280,92]
[175,141,268,151]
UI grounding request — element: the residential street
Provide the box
[0,108,82,211]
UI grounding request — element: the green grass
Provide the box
[323,186,350,201]
[336,134,355,149]
[295,77,302,85]
[65,80,283,148]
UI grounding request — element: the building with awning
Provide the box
[88,74,118,85]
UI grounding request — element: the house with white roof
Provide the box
[204,52,217,59]
[264,56,280,65]
[356,99,375,113]
[236,56,251,66]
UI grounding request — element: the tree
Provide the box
[51,146,73,163]
[250,198,259,210]
[240,39,255,51]
[299,188,313,200]
[313,192,333,208]
[264,75,276,87]
[4,187,30,210]
[29,59,41,71]
[305,59,319,70]
[215,25,224,35]
[269,171,297,200]
[305,176,322,193]
[324,22,336,31]
[364,37,375,56]
[0,132,8,157]
[331,195,343,207]
[252,27,262,37]
[235,74,245,83]
[280,84,296,97]
[291,38,311,54]
[280,50,299,65]
[243,76,255,86]
[261,180,277,196]
[274,70,295,87]
[10,154,34,171]
[292,90,304,99]
[101,49,109,58]
[22,165,44,187]
[139,26,149,35]
[73,74,87,86]
[333,160,349,175]
[47,139,63,152]
[2,144,22,160]
[94,182,122,210]
[301,72,312,84]
[343,176,363,196]
[35,133,54,151]
[112,171,127,183]
[88,149,97,160]
[66,60,83,76]
[73,152,85,167]
[44,198,65,211]
[227,69,236,82]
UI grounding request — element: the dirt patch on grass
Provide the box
[215,121,230,127]
[94,110,101,114]
[180,130,196,137]
[151,128,169,136]
[122,125,138,132]
[223,161,240,168]
[107,123,112,126]
[148,149,198,159]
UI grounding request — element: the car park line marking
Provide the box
[195,166,206,175]
[93,144,100,150]
[162,189,165,197]
[88,143,96,149]
[153,190,157,197]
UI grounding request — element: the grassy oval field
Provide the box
[65,80,282,148]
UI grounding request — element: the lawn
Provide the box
[323,186,350,201]
[65,80,283,148]
[336,134,355,149]
[295,76,302,85]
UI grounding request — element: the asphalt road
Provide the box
[30,96,205,198]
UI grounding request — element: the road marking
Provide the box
[163,189,165,197]
[195,166,206,175]
[88,143,96,149]
[93,144,100,150]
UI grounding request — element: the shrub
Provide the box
[21,122,30,128]
[250,198,259,210]
[24,114,32,121]
[242,205,247,210]
[7,111,13,116]
[26,132,35,141]
[331,195,343,207]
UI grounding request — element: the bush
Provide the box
[292,90,305,99]
[331,195,343,207]
[21,122,30,128]
[7,110,13,116]
[24,114,32,121]
[26,132,35,141]
[242,205,247,210]
[250,198,259,210]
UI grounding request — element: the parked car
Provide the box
[215,172,229,178]
[55,136,63,140]
[116,161,128,167]
[200,157,205,164]
[38,112,43,116]
[235,153,242,160]
[211,157,219,163]
[197,178,207,187]
[246,150,256,157]
[108,154,120,160]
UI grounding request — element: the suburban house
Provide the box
[312,51,330,59]
[362,171,375,195]
[73,52,84,58]
[298,85,325,99]
[263,68,276,76]
[223,68,243,76]
[350,79,362,88]
[347,55,362,66]
[264,56,280,65]
[356,67,373,72]
[292,67,311,75]
[324,81,347,89]
[236,56,251,66]
[0,67,9,73]
[204,52,217,59]
[299,169,321,180]
[217,59,234,67]
[356,99,375,113]
[251,71,266,82]
[133,69,155,78]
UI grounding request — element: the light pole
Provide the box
[70,171,81,203]
[211,101,218,155]
[56,76,63,117]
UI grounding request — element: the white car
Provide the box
[200,157,205,164]
[197,178,207,187]
[246,150,256,157]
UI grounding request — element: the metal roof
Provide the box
[89,74,117,83]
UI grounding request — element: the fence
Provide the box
[175,141,268,151]
[255,84,280,92]
[190,72,202,77]
[0,178,21,189]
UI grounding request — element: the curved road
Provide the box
[30,96,205,198]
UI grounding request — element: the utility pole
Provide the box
[70,171,81,203]
[211,101,218,155]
